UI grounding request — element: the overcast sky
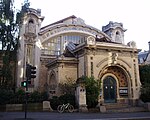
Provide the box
[15,0,150,51]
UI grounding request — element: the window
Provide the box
[42,34,86,56]
[115,31,121,43]
[49,73,57,96]
[28,19,34,24]
[91,62,93,76]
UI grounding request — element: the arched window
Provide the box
[27,18,35,33]
[28,19,34,24]
[115,31,121,43]
[49,72,57,95]
[116,31,119,35]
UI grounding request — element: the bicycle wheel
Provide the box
[68,105,74,113]
[57,105,64,113]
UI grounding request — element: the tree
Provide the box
[16,0,30,24]
[83,76,101,108]
[59,76,76,95]
[139,64,150,84]
[139,64,150,102]
[140,84,150,102]
[0,0,20,89]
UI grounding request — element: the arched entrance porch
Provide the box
[99,66,130,104]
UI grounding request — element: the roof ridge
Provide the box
[41,15,77,30]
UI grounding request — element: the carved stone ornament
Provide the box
[127,41,137,48]
[24,36,36,44]
[87,36,95,45]
[108,52,118,65]
[73,18,85,25]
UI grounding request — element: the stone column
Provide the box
[75,78,88,112]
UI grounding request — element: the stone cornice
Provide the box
[73,42,138,55]
[46,57,78,67]
[96,42,138,52]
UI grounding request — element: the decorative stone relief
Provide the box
[73,18,86,25]
[86,36,95,45]
[108,52,118,65]
[24,36,36,44]
[127,41,137,48]
[25,24,36,35]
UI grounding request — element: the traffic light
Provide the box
[30,65,36,79]
[21,81,31,87]
[26,64,36,80]
[26,64,31,79]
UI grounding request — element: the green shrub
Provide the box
[50,96,60,110]
[139,65,150,102]
[0,89,49,105]
[59,94,75,106]
[140,83,150,102]
[28,91,41,103]
[139,65,150,84]
[83,76,100,108]
[50,94,76,110]
[40,91,49,101]
[0,89,15,105]
[15,89,25,104]
[27,91,48,103]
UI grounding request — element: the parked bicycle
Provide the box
[57,103,74,113]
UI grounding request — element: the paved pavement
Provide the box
[0,112,150,120]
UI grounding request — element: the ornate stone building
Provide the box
[17,8,141,106]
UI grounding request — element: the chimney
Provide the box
[148,41,150,51]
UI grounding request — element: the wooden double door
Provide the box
[103,76,117,103]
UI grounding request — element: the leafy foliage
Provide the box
[16,0,30,24]
[0,89,49,105]
[59,75,76,95]
[59,83,76,95]
[139,64,150,102]
[0,89,14,105]
[139,64,150,84]
[140,84,150,102]
[83,76,100,108]
[50,77,76,110]
[50,76,101,109]
[0,0,20,89]
[0,0,31,89]
[50,94,76,110]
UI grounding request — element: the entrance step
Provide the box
[103,103,148,113]
[106,106,148,113]
[104,103,129,110]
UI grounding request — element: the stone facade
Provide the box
[17,8,141,106]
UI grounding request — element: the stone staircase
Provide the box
[104,103,148,113]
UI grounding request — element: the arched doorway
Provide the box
[103,76,117,103]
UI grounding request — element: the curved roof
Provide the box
[25,8,45,21]
[39,15,111,43]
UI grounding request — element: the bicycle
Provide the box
[57,103,74,113]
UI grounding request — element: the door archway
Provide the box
[103,76,117,103]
